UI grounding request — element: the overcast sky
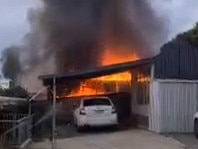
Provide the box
[151,0,198,40]
[0,0,198,52]
[0,0,38,51]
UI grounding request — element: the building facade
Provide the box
[131,38,198,133]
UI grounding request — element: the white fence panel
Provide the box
[149,81,161,132]
[150,80,198,133]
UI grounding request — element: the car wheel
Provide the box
[77,126,84,132]
[194,119,198,138]
[111,124,119,131]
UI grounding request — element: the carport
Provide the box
[38,57,154,148]
[39,57,154,86]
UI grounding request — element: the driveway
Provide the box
[165,134,198,149]
[30,129,184,149]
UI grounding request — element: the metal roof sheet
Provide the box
[39,57,155,86]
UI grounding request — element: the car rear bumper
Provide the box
[77,114,118,127]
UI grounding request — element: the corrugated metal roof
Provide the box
[154,38,198,79]
[39,57,155,86]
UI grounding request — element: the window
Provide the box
[83,98,111,106]
[137,74,150,105]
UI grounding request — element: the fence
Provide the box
[149,80,198,133]
[0,114,33,148]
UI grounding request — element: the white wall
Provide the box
[132,105,149,116]
[149,80,198,133]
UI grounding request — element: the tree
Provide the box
[179,23,198,45]
[1,46,21,81]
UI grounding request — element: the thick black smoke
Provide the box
[38,0,167,73]
[2,0,167,78]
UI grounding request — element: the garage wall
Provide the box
[150,80,198,133]
[132,105,149,116]
[131,69,150,127]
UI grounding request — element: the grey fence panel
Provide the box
[154,39,198,80]
[0,114,33,148]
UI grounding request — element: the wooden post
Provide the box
[28,98,32,139]
[52,77,56,149]
[17,121,22,145]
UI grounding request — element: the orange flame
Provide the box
[66,72,131,97]
[61,46,138,98]
[66,82,105,97]
[97,72,131,82]
[101,44,138,66]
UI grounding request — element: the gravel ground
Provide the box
[30,129,184,149]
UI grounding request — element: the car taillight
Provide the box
[112,106,116,114]
[80,108,86,115]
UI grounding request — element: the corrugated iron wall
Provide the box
[154,39,198,80]
[150,80,198,133]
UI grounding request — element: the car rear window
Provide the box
[83,98,111,106]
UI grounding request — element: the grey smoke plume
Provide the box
[3,0,168,78]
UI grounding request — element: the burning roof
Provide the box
[39,57,154,86]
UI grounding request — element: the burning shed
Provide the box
[39,57,154,129]
[39,36,198,134]
[40,58,152,100]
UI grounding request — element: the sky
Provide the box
[151,0,198,40]
[0,0,38,51]
[0,0,198,52]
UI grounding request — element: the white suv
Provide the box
[73,96,118,130]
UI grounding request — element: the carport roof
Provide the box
[39,57,155,86]
[0,96,27,106]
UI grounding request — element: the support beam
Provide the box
[52,77,56,149]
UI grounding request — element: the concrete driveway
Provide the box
[30,129,184,149]
[165,134,198,149]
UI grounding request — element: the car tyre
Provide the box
[194,119,198,138]
[77,126,84,132]
[112,124,119,131]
